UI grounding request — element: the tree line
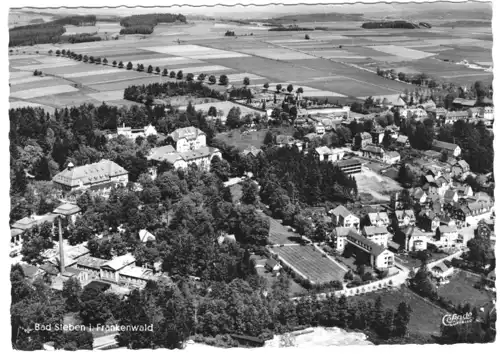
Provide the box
[119,13,187,34]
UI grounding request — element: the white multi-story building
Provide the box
[363,226,390,248]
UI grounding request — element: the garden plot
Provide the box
[10,75,53,86]
[368,45,436,60]
[273,245,345,283]
[140,44,249,59]
[11,84,79,99]
[239,47,316,61]
[88,90,124,102]
[62,68,124,78]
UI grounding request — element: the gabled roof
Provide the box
[275,135,295,145]
[266,259,279,268]
[446,111,469,118]
[330,205,355,219]
[53,160,128,188]
[147,145,177,161]
[102,253,136,271]
[334,227,354,237]
[169,126,205,142]
[53,203,81,216]
[438,225,457,234]
[432,262,450,272]
[76,256,107,270]
[444,189,457,200]
[432,140,459,152]
[362,144,384,154]
[385,151,400,158]
[139,229,156,243]
[396,135,409,143]
[358,132,372,140]
[457,160,470,170]
[345,229,386,257]
[315,146,332,155]
[364,226,389,235]
[241,146,262,157]
[368,212,389,223]
[395,210,415,220]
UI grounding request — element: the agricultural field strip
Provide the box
[11,84,79,99]
[61,68,125,78]
[275,246,345,282]
[9,71,33,79]
[140,44,251,59]
[8,54,42,60]
[227,72,266,81]
[247,83,346,97]
[87,90,124,101]
[10,78,72,93]
[367,45,436,60]
[10,75,53,85]
[13,61,80,71]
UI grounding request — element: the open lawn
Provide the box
[355,167,402,203]
[215,129,268,151]
[355,286,446,338]
[255,263,306,297]
[272,245,346,283]
[437,271,495,310]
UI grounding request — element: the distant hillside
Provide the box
[271,12,365,22]
[440,20,491,27]
[362,21,432,29]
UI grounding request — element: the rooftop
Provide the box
[76,255,108,269]
[102,253,136,271]
[53,203,81,216]
[330,205,354,218]
[364,226,389,235]
[169,126,205,142]
[53,160,128,188]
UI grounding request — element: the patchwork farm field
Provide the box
[8,19,492,111]
[272,245,346,283]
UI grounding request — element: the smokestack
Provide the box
[58,217,65,274]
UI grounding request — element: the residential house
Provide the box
[344,230,395,270]
[456,184,474,198]
[118,265,159,289]
[334,158,362,175]
[367,212,390,227]
[363,226,390,248]
[330,206,360,230]
[461,200,493,225]
[109,123,158,140]
[166,126,206,153]
[452,160,470,177]
[52,160,129,193]
[139,229,156,243]
[100,254,136,284]
[396,135,410,147]
[444,111,469,124]
[314,146,334,162]
[10,228,24,254]
[147,145,222,175]
[411,187,428,204]
[395,210,416,227]
[353,132,373,149]
[361,144,385,160]
[265,259,282,275]
[53,203,81,225]
[435,225,459,248]
[431,140,461,157]
[431,263,454,280]
[403,226,428,251]
[427,107,448,120]
[241,146,263,158]
[275,135,296,148]
[443,190,458,204]
[315,122,326,135]
[452,98,476,109]
[383,151,401,165]
[422,150,442,160]
[371,128,385,145]
[332,227,353,252]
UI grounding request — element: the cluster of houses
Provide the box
[147,126,222,176]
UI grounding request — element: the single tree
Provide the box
[170,70,176,78]
[305,34,310,40]
[155,66,160,75]
[103,58,108,65]
[162,68,168,76]
[276,83,282,92]
[219,74,229,86]
[186,73,194,82]
[243,77,250,86]
[126,62,133,70]
[55,49,61,56]
[112,60,117,67]
[263,82,269,91]
[176,70,183,80]
[147,65,153,74]
[287,84,294,93]
[208,74,216,84]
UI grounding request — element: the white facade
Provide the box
[175,134,207,153]
[374,250,395,270]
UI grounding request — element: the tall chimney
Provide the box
[58,217,65,274]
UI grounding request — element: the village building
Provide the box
[53,203,81,224]
[435,225,459,248]
[76,256,108,279]
[333,158,362,175]
[265,259,282,275]
[396,135,410,147]
[395,209,416,227]
[241,146,263,158]
[451,160,470,177]
[107,123,158,140]
[353,132,373,149]
[314,122,326,135]
[452,98,476,109]
[361,144,385,160]
[456,184,474,198]
[52,160,129,193]
[427,107,448,120]
[371,128,385,145]
[363,226,390,248]
[330,206,360,230]
[275,134,296,148]
[166,126,206,153]
[383,151,401,165]
[139,229,156,243]
[100,253,136,284]
[10,228,24,254]
[331,227,353,252]
[367,212,390,227]
[431,262,454,280]
[118,265,159,289]
[403,226,428,251]
[443,189,459,204]
[431,140,461,157]
[313,146,345,163]
[444,111,469,124]
[345,230,395,270]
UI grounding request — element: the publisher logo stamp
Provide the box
[442,312,473,327]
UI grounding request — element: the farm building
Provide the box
[52,160,129,192]
[265,259,282,275]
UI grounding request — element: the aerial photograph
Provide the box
[8,0,496,350]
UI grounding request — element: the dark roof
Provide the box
[76,255,108,270]
[85,280,111,292]
[432,140,459,152]
[53,160,128,188]
[346,229,386,257]
[40,263,59,276]
[335,158,361,168]
[266,259,279,268]
[21,264,40,279]
[331,205,354,218]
